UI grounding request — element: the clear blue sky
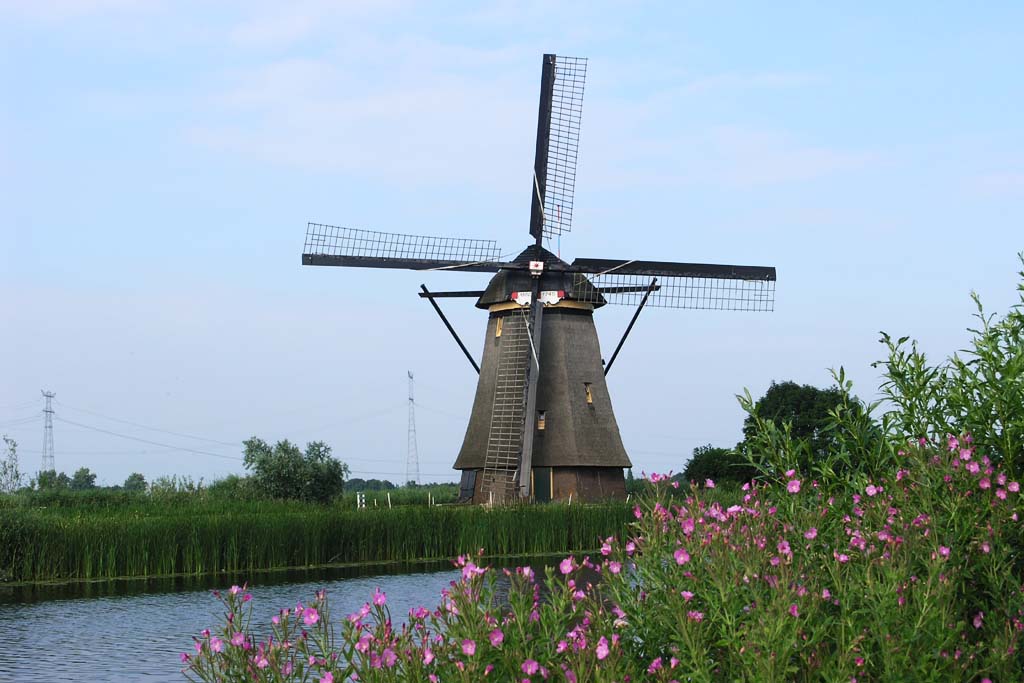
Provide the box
[2,1,1022,485]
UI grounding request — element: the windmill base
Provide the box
[457,466,626,504]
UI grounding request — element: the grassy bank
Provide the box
[0,500,632,583]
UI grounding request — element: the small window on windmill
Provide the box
[583,383,593,405]
[537,410,546,431]
[495,317,503,338]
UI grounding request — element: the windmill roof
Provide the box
[476,244,607,309]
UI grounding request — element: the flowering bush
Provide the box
[184,435,1024,682]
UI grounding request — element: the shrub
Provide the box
[683,444,756,485]
[243,438,349,504]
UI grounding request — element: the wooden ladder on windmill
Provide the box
[481,309,532,504]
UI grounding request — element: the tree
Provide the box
[738,379,876,476]
[70,467,97,491]
[36,469,71,490]
[683,444,757,485]
[243,437,349,504]
[0,435,22,493]
[741,382,844,448]
[123,472,147,492]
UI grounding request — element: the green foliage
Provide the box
[873,259,1024,474]
[0,434,22,493]
[345,478,396,492]
[204,474,257,500]
[35,469,71,491]
[122,472,147,492]
[738,380,876,476]
[682,444,755,485]
[243,437,349,504]
[70,467,97,491]
[0,501,630,582]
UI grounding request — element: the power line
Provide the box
[413,401,467,421]
[55,400,240,447]
[0,414,43,428]
[54,416,244,461]
[0,399,41,411]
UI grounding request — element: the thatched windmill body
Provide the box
[302,55,776,504]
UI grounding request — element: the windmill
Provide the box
[302,54,776,504]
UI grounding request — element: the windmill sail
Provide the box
[569,258,777,311]
[530,55,587,241]
[302,223,506,272]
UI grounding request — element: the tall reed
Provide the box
[0,501,631,583]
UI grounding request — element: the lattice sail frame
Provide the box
[304,223,502,263]
[540,56,587,239]
[572,272,776,311]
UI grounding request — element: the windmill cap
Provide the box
[475,245,607,309]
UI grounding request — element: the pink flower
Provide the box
[705,479,716,489]
[462,639,476,656]
[608,561,622,574]
[559,556,575,575]
[821,588,831,599]
[382,649,397,667]
[674,547,690,565]
[373,588,387,606]
[595,636,610,660]
[423,648,434,665]
[787,479,801,494]
[303,607,320,625]
[254,654,269,669]
[789,603,799,618]
[973,612,984,629]
[997,488,1007,500]
[230,632,245,647]
[681,590,694,602]
[979,478,991,490]
[321,674,334,683]
[939,546,951,558]
[601,538,613,555]
[804,527,818,540]
[521,659,540,675]
[778,540,792,556]
[834,552,850,563]
[865,484,878,497]
[489,629,504,647]
[210,637,223,653]
[687,610,704,622]
[229,585,241,595]
[1009,481,1020,493]
[647,657,663,673]
[633,505,643,519]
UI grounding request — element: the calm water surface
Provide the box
[0,562,468,683]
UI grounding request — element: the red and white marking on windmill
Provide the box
[510,290,565,306]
